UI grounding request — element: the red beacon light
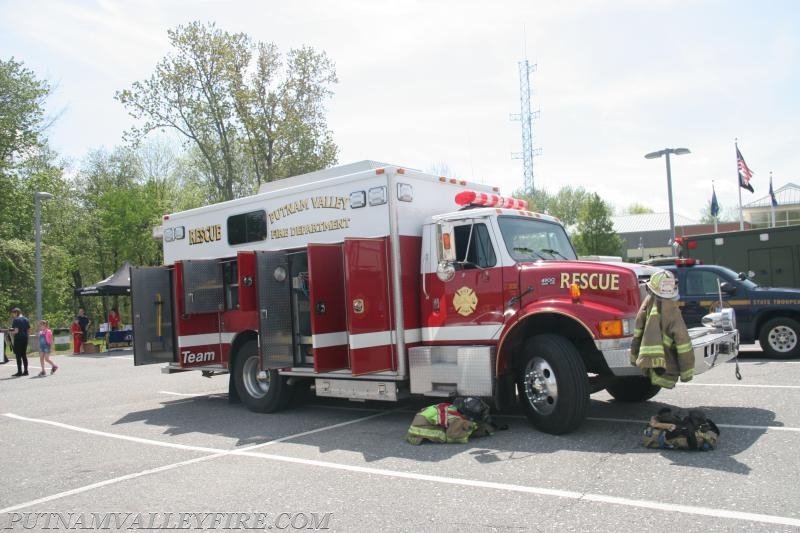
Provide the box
[454,190,529,210]
[674,258,700,267]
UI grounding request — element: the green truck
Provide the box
[680,225,800,289]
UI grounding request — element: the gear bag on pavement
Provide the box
[642,408,720,450]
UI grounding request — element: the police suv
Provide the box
[644,258,800,359]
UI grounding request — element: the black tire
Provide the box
[606,377,661,402]
[759,317,800,359]
[233,339,291,413]
[516,334,589,435]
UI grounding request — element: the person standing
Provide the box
[37,319,58,376]
[108,307,120,331]
[70,317,83,354]
[77,308,91,343]
[10,307,30,377]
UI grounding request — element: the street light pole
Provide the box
[35,191,54,323]
[644,148,690,246]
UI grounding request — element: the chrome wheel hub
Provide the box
[522,357,558,415]
[768,325,798,353]
[242,356,270,399]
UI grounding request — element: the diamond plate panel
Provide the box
[256,251,293,369]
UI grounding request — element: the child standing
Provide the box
[38,320,58,376]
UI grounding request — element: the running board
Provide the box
[162,363,228,375]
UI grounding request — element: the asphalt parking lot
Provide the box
[1,344,798,532]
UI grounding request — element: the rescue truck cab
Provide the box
[132,161,739,434]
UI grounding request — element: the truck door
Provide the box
[131,266,175,366]
[681,268,754,332]
[439,221,505,329]
[179,260,224,366]
[308,243,349,372]
[255,250,294,369]
[344,237,396,375]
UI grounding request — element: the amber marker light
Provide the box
[599,320,623,337]
[569,283,581,303]
[442,233,452,251]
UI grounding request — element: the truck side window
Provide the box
[227,210,267,245]
[453,223,496,269]
[685,270,723,296]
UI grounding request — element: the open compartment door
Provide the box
[256,250,293,369]
[308,243,349,372]
[131,266,175,366]
[344,237,396,375]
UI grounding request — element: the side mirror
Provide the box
[436,222,456,263]
[719,281,737,295]
[436,261,455,282]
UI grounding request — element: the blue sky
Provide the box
[2,0,798,220]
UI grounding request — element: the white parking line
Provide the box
[0,410,391,513]
[158,391,217,397]
[736,360,800,364]
[681,382,800,389]
[586,416,800,432]
[3,412,800,527]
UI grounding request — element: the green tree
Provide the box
[515,185,591,227]
[572,193,624,256]
[116,21,338,202]
[0,57,51,173]
[621,203,654,215]
[698,200,737,224]
[0,58,72,322]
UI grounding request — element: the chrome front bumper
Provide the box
[598,327,740,377]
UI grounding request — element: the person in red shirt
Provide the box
[70,317,83,354]
[108,308,121,331]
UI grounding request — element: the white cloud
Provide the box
[1,0,798,220]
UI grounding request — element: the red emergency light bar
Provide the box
[455,190,529,210]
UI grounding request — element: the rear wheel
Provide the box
[606,376,661,402]
[759,317,800,359]
[233,339,291,412]
[516,334,589,435]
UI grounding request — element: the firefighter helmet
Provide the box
[647,270,680,300]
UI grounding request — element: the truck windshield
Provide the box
[497,216,577,262]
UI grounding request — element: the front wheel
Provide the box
[233,340,291,413]
[516,334,589,435]
[606,376,661,402]
[759,317,800,359]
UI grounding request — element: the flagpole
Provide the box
[711,180,718,233]
[770,171,776,228]
[736,140,744,230]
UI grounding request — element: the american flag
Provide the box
[736,146,754,193]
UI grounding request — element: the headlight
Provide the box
[701,308,736,331]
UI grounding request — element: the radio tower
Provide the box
[510,59,541,193]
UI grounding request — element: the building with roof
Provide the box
[612,182,800,261]
[611,212,748,262]
[742,182,800,228]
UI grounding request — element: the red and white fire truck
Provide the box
[132,161,739,434]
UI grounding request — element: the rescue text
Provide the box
[560,272,620,291]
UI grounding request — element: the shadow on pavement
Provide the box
[111,387,774,476]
